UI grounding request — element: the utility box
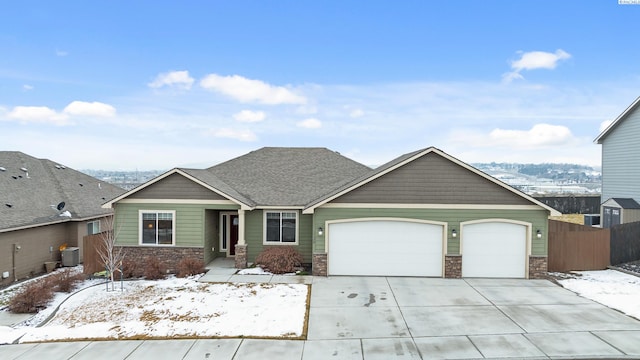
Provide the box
[61,247,79,267]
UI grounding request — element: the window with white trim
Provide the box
[140,211,175,245]
[87,220,100,235]
[264,211,298,244]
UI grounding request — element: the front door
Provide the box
[229,214,239,256]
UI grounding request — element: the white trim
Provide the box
[117,199,237,205]
[595,96,640,144]
[87,220,101,235]
[256,205,305,210]
[0,214,112,233]
[460,219,531,279]
[138,210,176,246]
[325,217,447,277]
[303,147,560,216]
[317,203,547,211]
[263,210,299,245]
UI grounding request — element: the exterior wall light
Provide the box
[536,229,542,238]
[452,229,457,238]
[318,227,323,236]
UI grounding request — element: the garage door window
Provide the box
[264,211,297,244]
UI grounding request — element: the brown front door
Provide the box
[229,214,239,255]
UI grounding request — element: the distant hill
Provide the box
[472,163,601,195]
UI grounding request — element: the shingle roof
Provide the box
[0,151,126,231]
[205,147,371,206]
[611,198,640,209]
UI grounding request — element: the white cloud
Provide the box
[200,74,306,105]
[489,123,574,147]
[297,118,322,129]
[233,110,266,123]
[210,128,257,142]
[56,49,68,57]
[7,106,69,125]
[63,101,116,117]
[22,84,33,91]
[149,70,195,89]
[350,108,364,118]
[599,119,614,133]
[503,49,571,82]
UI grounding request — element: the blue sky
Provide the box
[1,1,639,170]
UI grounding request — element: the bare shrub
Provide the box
[9,280,54,313]
[143,256,167,280]
[51,268,85,293]
[121,258,144,279]
[176,258,206,278]
[255,246,304,274]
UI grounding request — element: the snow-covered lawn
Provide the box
[557,269,640,320]
[0,274,308,344]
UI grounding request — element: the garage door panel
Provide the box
[328,220,443,277]
[462,222,527,278]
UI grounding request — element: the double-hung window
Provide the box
[264,211,298,244]
[140,210,175,245]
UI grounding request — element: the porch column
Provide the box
[234,209,248,269]
[237,209,246,245]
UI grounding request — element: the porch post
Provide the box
[234,209,248,269]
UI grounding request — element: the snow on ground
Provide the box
[0,275,308,344]
[558,269,640,320]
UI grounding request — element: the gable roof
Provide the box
[0,151,126,232]
[304,147,561,215]
[105,147,371,208]
[607,198,640,209]
[595,96,640,144]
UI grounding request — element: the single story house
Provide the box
[595,96,640,227]
[103,146,559,278]
[0,151,125,286]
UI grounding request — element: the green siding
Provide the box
[312,207,549,256]
[114,203,240,248]
[204,210,218,263]
[243,210,313,264]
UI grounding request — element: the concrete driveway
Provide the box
[2,276,640,359]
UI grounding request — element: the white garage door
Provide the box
[461,222,527,278]
[328,220,444,276]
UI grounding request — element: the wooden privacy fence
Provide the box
[547,220,610,272]
[82,232,106,275]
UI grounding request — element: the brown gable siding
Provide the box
[128,173,227,200]
[332,152,532,205]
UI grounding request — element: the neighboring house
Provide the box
[104,146,559,279]
[595,96,640,228]
[0,152,125,286]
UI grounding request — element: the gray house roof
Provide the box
[595,96,640,144]
[206,147,371,207]
[104,147,372,208]
[608,198,640,209]
[0,151,125,232]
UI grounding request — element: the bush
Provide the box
[143,256,167,280]
[121,258,144,279]
[255,246,304,274]
[51,268,85,293]
[9,280,54,313]
[176,258,206,278]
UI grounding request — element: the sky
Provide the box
[1,1,639,171]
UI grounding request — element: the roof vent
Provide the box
[5,203,12,208]
[12,175,17,180]
[79,183,84,187]
[20,167,28,172]
[55,165,61,169]
[0,167,5,171]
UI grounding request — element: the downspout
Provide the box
[12,243,17,282]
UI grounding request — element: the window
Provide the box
[87,220,100,235]
[140,211,175,245]
[264,211,298,244]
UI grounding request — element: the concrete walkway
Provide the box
[3,272,640,359]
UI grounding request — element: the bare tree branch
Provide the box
[96,214,126,290]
